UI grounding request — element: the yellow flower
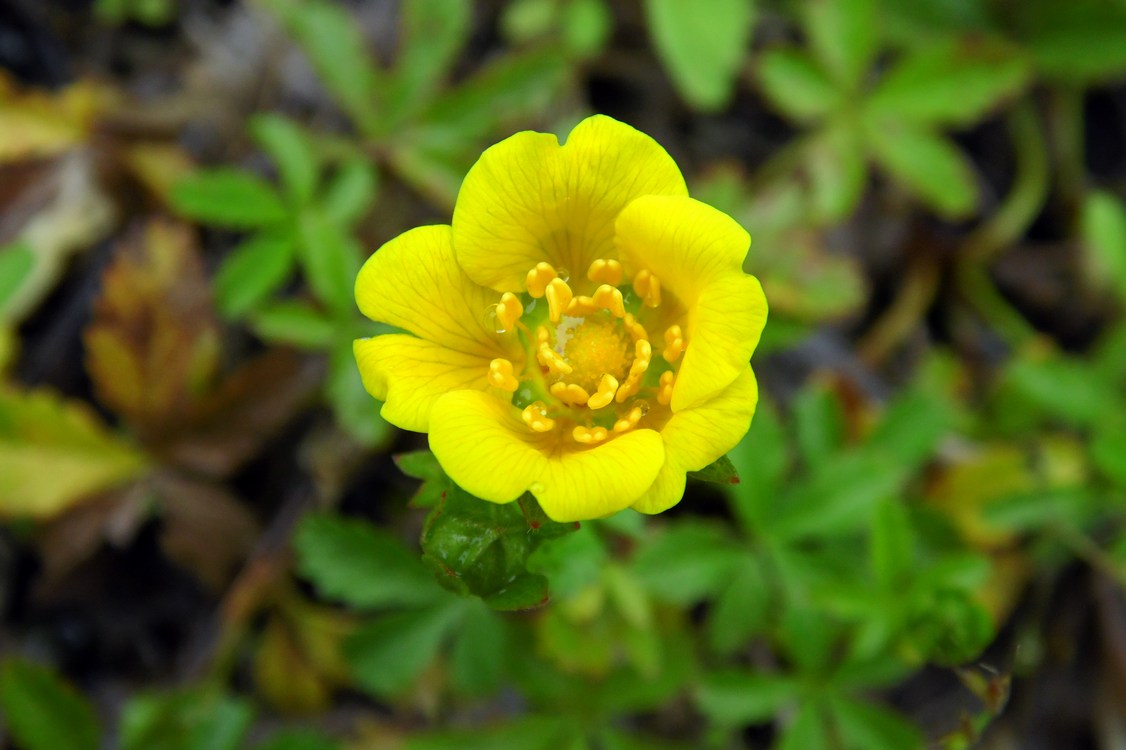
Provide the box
[354,115,767,522]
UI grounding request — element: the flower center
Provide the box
[486,258,686,446]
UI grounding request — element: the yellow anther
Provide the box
[521,401,555,432]
[534,326,573,375]
[633,269,661,308]
[592,284,626,318]
[526,262,557,298]
[635,339,652,367]
[573,425,609,445]
[545,278,573,322]
[550,381,590,405]
[663,324,685,363]
[587,374,619,410]
[658,371,675,405]
[623,313,648,342]
[614,404,645,432]
[495,292,523,333]
[587,258,623,286]
[487,358,519,392]
[565,295,599,316]
[615,340,652,403]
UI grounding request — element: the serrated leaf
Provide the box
[297,209,363,317]
[0,660,100,750]
[630,521,742,604]
[643,0,755,111]
[387,0,473,121]
[295,513,445,609]
[345,601,464,697]
[687,454,741,485]
[319,159,378,227]
[250,114,319,205]
[828,697,923,750]
[450,599,507,694]
[0,386,148,519]
[171,168,287,227]
[250,301,335,350]
[805,123,867,222]
[865,121,977,218]
[695,670,800,726]
[804,0,876,90]
[757,48,839,122]
[706,557,768,654]
[214,233,298,319]
[866,36,1031,126]
[778,704,832,750]
[0,241,35,315]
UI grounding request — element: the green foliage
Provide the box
[119,690,254,750]
[0,660,101,750]
[0,241,35,315]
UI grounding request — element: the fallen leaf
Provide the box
[0,70,119,164]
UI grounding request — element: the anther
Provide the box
[521,401,555,432]
[587,374,619,410]
[663,324,685,363]
[613,404,645,432]
[495,292,523,333]
[658,371,675,405]
[633,269,662,308]
[587,258,623,286]
[550,381,590,405]
[566,295,600,317]
[623,313,648,342]
[487,358,519,392]
[615,340,652,403]
[573,425,609,445]
[592,284,626,318]
[545,278,573,322]
[526,262,557,298]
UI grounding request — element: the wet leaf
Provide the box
[0,660,100,750]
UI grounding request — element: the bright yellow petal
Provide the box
[429,390,666,522]
[354,335,494,432]
[452,115,688,291]
[355,225,507,357]
[615,195,767,410]
[632,366,759,515]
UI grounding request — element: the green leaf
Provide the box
[0,660,100,750]
[120,691,254,750]
[250,114,319,205]
[294,513,444,609]
[630,521,742,604]
[866,37,1031,126]
[804,0,876,90]
[561,0,613,58]
[345,601,464,697]
[869,499,914,589]
[1002,354,1115,427]
[829,697,923,750]
[757,48,839,122]
[213,233,297,319]
[394,450,445,481]
[320,159,378,228]
[1017,0,1126,84]
[643,0,755,111]
[450,599,507,694]
[726,402,789,534]
[865,121,977,218]
[326,339,393,447]
[777,704,832,750]
[253,729,342,750]
[250,301,336,350]
[0,386,149,519]
[792,382,845,470]
[420,488,578,606]
[695,670,800,726]
[805,123,867,222]
[387,0,473,121]
[0,242,35,314]
[261,0,382,134]
[687,454,740,485]
[706,556,768,654]
[866,386,952,468]
[171,169,287,228]
[407,716,580,750]
[297,209,363,317]
[1082,191,1126,301]
[981,488,1096,533]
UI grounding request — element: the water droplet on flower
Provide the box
[530,482,545,494]
[635,399,650,416]
[484,305,506,333]
[555,267,570,283]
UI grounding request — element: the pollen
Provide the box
[633,269,661,308]
[663,324,685,363]
[545,278,573,323]
[658,370,675,405]
[573,425,609,445]
[526,262,557,298]
[521,401,555,432]
[587,374,619,410]
[487,358,519,392]
[587,258,623,286]
[550,381,590,405]
[558,317,630,392]
[495,292,523,333]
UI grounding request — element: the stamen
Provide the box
[545,278,573,323]
[572,425,609,445]
[623,313,649,342]
[613,404,645,432]
[633,269,661,308]
[526,262,557,298]
[663,324,685,363]
[615,339,652,403]
[658,371,675,405]
[587,374,619,410]
[550,381,590,406]
[566,295,600,317]
[536,326,573,375]
[487,358,519,392]
[495,292,523,333]
[587,258,623,286]
[521,401,555,432]
[592,284,626,318]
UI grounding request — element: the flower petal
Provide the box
[632,366,759,514]
[355,225,507,357]
[354,335,494,432]
[452,115,688,291]
[615,195,767,410]
[429,390,666,522]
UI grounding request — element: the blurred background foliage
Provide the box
[1,0,1126,747]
